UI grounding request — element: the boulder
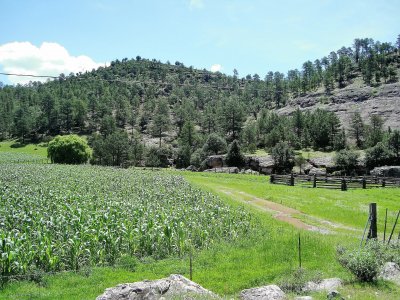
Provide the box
[302,278,342,293]
[186,165,198,172]
[294,297,313,300]
[370,166,400,178]
[203,155,225,169]
[240,284,286,300]
[379,262,400,285]
[96,274,218,300]
[308,167,327,176]
[203,167,239,174]
[327,290,343,300]
[247,155,275,174]
[309,157,335,169]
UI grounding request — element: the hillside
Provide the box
[279,81,400,130]
[0,36,399,168]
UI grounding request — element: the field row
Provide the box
[0,164,251,281]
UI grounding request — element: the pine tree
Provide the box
[225,140,245,168]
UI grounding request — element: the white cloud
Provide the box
[210,64,222,72]
[0,42,105,84]
[189,0,204,9]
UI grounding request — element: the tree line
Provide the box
[0,35,399,170]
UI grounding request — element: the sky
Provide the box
[1,0,399,84]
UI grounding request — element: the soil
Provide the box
[220,188,359,234]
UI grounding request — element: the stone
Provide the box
[370,166,400,178]
[247,155,275,175]
[294,297,313,300]
[203,155,225,169]
[203,167,239,174]
[302,278,342,293]
[96,274,218,300]
[379,262,400,285]
[326,290,343,299]
[240,284,286,300]
[186,165,198,172]
[308,167,327,176]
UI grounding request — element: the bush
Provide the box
[271,141,294,174]
[337,247,379,282]
[225,140,245,168]
[365,142,394,169]
[278,268,322,293]
[334,149,359,175]
[202,133,227,155]
[336,240,400,282]
[47,135,91,164]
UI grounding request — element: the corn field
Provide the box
[0,164,251,283]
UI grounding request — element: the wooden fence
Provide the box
[270,174,400,190]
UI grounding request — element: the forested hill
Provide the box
[0,36,399,166]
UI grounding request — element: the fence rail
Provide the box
[270,174,400,190]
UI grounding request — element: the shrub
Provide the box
[271,141,294,174]
[225,140,245,168]
[202,133,227,155]
[337,247,379,282]
[334,149,359,175]
[336,240,400,282]
[365,142,394,169]
[47,135,91,164]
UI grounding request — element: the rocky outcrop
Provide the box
[308,167,327,176]
[202,155,225,169]
[96,274,218,300]
[277,82,400,131]
[370,166,400,178]
[246,155,275,174]
[240,285,286,300]
[203,167,239,174]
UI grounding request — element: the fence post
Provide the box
[362,177,366,189]
[341,178,347,191]
[290,173,295,186]
[382,178,386,187]
[270,174,275,184]
[313,175,317,188]
[367,203,377,240]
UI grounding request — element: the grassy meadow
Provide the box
[0,149,399,299]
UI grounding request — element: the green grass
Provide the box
[0,161,399,299]
[0,140,48,157]
[182,172,400,232]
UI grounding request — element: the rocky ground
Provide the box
[277,82,400,130]
[96,262,400,299]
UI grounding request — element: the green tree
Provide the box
[365,142,393,169]
[365,115,384,147]
[350,112,365,148]
[48,135,91,164]
[225,140,245,168]
[271,141,294,174]
[202,133,227,155]
[222,96,245,140]
[334,149,359,175]
[151,98,171,147]
[388,129,400,162]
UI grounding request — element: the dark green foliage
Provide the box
[271,141,294,174]
[91,131,129,166]
[203,133,227,155]
[334,149,359,175]
[365,142,393,169]
[47,135,91,164]
[337,241,400,282]
[365,115,384,148]
[190,149,205,168]
[350,112,365,148]
[145,145,171,167]
[225,140,245,168]
[337,246,379,282]
[175,145,191,168]
[388,129,400,161]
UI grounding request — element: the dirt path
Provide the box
[220,188,358,234]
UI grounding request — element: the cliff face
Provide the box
[277,82,400,130]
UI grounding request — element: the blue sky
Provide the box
[1,0,399,84]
